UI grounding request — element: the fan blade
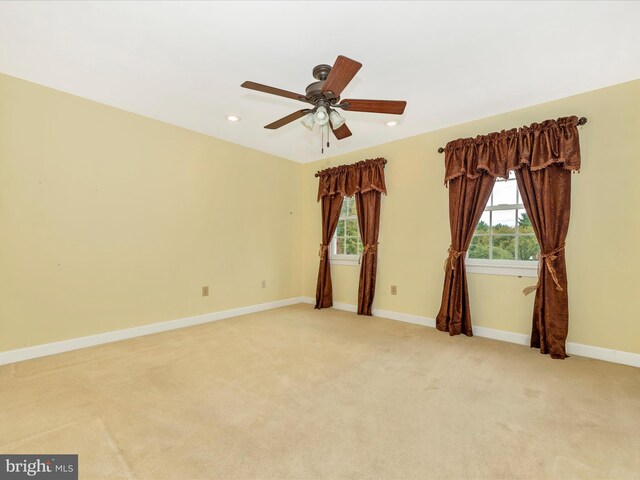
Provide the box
[264,109,310,129]
[331,123,352,140]
[322,55,362,97]
[342,99,407,115]
[242,81,307,102]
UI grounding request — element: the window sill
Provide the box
[330,257,360,266]
[466,261,538,277]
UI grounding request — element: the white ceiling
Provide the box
[1,1,639,163]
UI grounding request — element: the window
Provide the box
[330,196,363,265]
[467,171,540,277]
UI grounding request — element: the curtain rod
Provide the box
[437,116,588,153]
[314,158,387,177]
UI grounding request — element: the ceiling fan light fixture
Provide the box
[226,115,240,122]
[329,110,345,129]
[301,112,315,130]
[386,120,398,127]
[314,106,329,126]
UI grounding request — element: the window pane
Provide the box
[336,236,345,254]
[475,211,490,234]
[491,209,516,234]
[340,199,348,217]
[469,236,490,259]
[492,235,515,259]
[517,210,534,234]
[348,198,357,216]
[518,235,540,261]
[346,219,359,236]
[336,220,345,236]
[346,237,359,255]
[358,238,363,253]
[492,179,518,206]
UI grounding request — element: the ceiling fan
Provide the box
[241,55,407,150]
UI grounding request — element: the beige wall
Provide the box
[2,73,639,356]
[0,73,303,351]
[300,80,640,355]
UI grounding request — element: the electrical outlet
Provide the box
[261,280,266,289]
[202,286,209,297]
[390,285,398,295]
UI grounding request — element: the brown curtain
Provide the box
[439,117,581,357]
[515,165,571,358]
[355,190,381,316]
[436,174,495,335]
[315,158,387,311]
[315,194,344,309]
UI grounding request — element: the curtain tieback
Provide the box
[443,245,466,271]
[523,244,566,296]
[362,243,378,255]
[358,243,379,264]
[318,244,329,260]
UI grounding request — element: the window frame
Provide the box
[330,197,362,266]
[467,175,538,277]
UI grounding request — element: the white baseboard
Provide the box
[472,325,529,346]
[3,296,638,369]
[0,297,303,366]
[300,297,435,327]
[565,342,640,368]
[300,296,639,368]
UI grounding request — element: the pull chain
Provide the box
[320,124,330,154]
[327,124,330,149]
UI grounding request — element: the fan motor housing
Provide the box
[306,64,340,105]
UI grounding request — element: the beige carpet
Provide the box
[1,304,638,480]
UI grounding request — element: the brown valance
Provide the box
[444,116,581,184]
[316,158,387,201]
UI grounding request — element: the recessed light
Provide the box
[227,115,240,122]
[386,121,398,127]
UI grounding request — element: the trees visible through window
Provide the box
[469,171,540,262]
[331,196,363,262]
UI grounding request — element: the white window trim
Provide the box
[466,259,538,277]
[330,257,360,266]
